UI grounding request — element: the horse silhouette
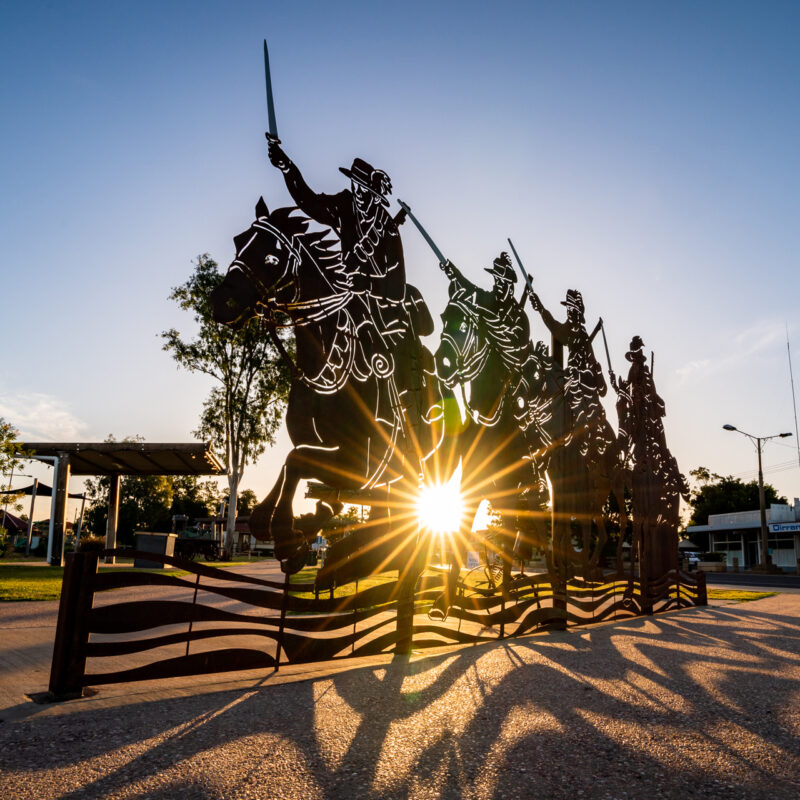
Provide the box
[211,199,448,574]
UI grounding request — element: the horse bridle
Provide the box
[440,296,511,426]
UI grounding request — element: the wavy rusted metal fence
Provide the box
[48,549,706,699]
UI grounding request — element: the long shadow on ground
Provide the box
[1,603,798,800]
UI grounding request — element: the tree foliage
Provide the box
[687,466,787,527]
[237,488,258,516]
[161,255,292,551]
[0,418,26,477]
[1,419,28,535]
[171,475,225,520]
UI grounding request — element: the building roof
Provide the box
[686,501,800,535]
[19,442,225,477]
[0,510,27,532]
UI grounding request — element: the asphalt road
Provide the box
[704,571,800,592]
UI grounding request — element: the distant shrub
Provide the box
[77,535,106,553]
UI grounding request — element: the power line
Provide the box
[727,459,799,482]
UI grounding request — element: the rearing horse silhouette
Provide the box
[211,199,447,572]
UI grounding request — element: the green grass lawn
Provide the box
[706,589,777,602]
[0,551,51,563]
[288,567,398,600]
[0,567,66,601]
[0,562,251,602]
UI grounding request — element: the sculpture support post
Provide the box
[395,528,424,654]
[49,551,97,699]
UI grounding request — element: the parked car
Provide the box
[175,527,220,561]
[682,551,701,569]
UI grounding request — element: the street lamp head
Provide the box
[722,424,737,431]
[780,432,793,438]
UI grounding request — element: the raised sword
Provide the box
[507,238,536,299]
[263,39,280,142]
[599,318,614,375]
[397,200,447,264]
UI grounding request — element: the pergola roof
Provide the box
[20,442,226,477]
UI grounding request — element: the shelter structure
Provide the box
[19,442,225,566]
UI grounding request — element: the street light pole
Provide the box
[755,436,769,570]
[723,424,792,572]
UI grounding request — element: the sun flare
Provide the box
[417,468,464,535]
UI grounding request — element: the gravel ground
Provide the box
[0,594,798,799]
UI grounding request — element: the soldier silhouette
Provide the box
[267,141,413,374]
[610,336,689,575]
[529,287,611,463]
[440,252,531,373]
[440,252,553,510]
[267,139,436,446]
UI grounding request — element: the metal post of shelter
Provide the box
[49,453,71,567]
[105,474,121,565]
[25,478,39,555]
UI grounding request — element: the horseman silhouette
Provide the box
[211,197,445,574]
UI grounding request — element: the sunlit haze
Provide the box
[417,466,465,536]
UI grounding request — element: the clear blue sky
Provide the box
[2,0,799,520]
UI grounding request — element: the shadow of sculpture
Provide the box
[4,601,799,800]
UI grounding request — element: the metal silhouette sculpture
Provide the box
[210,47,451,575]
[525,285,629,579]
[41,45,708,704]
[434,252,547,563]
[210,187,445,574]
[611,337,689,590]
[209,39,687,589]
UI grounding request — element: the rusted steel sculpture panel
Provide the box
[48,550,705,696]
[611,337,690,590]
[210,188,446,577]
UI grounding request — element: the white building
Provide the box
[686,498,800,570]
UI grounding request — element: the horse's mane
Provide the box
[265,206,342,275]
[233,204,341,274]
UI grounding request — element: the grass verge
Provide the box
[706,589,777,602]
[288,568,398,600]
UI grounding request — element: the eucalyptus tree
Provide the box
[1,418,27,539]
[162,255,292,555]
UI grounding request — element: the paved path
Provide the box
[1,577,799,799]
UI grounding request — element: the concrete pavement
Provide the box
[0,567,799,799]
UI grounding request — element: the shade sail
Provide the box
[0,483,84,499]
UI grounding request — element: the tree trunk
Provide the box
[223,470,239,559]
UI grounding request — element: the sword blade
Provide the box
[264,39,279,140]
[397,200,447,264]
[599,318,613,374]
[507,238,535,296]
